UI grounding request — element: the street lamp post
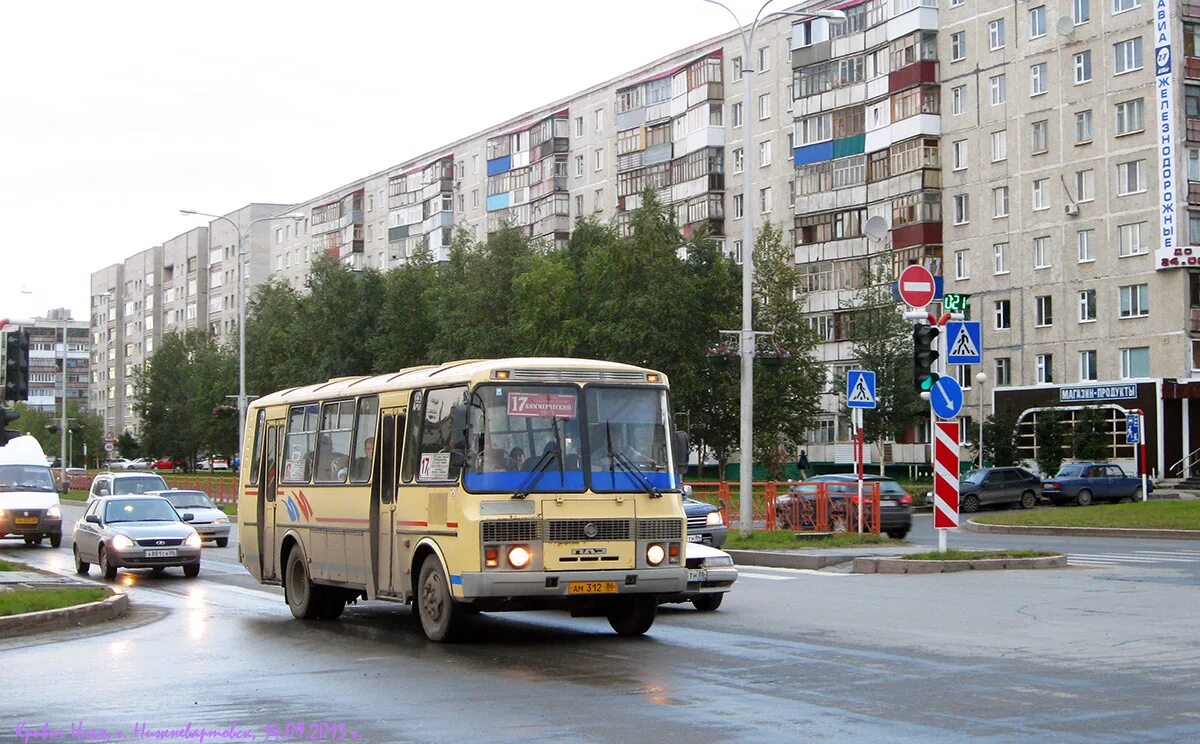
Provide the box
[703,0,843,536]
[179,210,305,450]
[975,371,987,467]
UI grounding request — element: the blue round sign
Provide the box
[930,376,963,420]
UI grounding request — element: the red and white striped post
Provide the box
[933,421,960,553]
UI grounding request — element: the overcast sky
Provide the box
[0,0,771,324]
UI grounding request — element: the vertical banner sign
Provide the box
[933,422,960,529]
[1155,0,1182,270]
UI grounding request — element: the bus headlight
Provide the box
[646,544,666,566]
[507,545,531,569]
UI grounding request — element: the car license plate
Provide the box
[686,534,703,543]
[567,581,617,595]
[687,568,708,582]
[14,518,37,526]
[145,549,177,558]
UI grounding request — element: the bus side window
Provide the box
[249,409,267,486]
[380,415,395,504]
[401,391,422,483]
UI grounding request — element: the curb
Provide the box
[852,554,1067,574]
[0,590,129,637]
[965,519,1200,540]
[725,549,853,570]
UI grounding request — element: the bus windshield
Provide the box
[585,386,677,492]
[463,384,585,493]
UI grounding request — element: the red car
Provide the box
[151,457,185,472]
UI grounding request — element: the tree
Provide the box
[1034,409,1067,476]
[11,403,55,453]
[296,257,384,379]
[245,278,307,395]
[842,260,927,469]
[983,406,1021,467]
[1072,407,1111,462]
[117,431,142,459]
[369,244,441,372]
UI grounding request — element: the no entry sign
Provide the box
[898,265,936,309]
[933,422,960,529]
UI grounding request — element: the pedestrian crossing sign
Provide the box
[847,369,877,409]
[945,321,982,365]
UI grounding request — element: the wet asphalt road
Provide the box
[2,502,1199,743]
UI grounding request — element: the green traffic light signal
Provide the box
[920,372,940,392]
[912,323,940,393]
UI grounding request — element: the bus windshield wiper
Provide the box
[513,417,565,500]
[603,421,661,499]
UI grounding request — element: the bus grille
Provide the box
[546,519,632,541]
[637,519,683,540]
[481,520,541,543]
[509,368,649,383]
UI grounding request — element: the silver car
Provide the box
[657,542,738,612]
[149,489,231,547]
[72,495,203,579]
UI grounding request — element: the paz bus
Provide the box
[237,357,689,641]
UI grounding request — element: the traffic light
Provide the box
[912,323,940,393]
[4,330,30,402]
[1,406,19,446]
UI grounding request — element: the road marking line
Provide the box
[1071,554,1198,563]
[738,572,796,581]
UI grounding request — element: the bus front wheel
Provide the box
[286,548,323,620]
[606,596,657,637]
[416,555,465,642]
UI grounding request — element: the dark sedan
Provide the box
[1043,462,1150,506]
[959,467,1042,512]
[682,488,727,548]
[777,475,912,539]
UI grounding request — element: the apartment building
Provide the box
[21,309,90,418]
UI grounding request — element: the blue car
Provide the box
[1042,462,1150,506]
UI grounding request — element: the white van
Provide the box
[0,435,65,547]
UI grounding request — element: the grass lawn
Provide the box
[0,588,110,617]
[63,490,87,502]
[0,559,24,572]
[902,549,1056,561]
[221,503,238,516]
[975,501,1200,530]
[725,531,902,550]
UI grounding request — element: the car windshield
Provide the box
[112,475,169,494]
[163,491,215,509]
[104,498,179,523]
[585,386,678,493]
[962,470,988,484]
[1055,465,1084,478]
[0,464,57,492]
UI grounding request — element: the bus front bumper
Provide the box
[457,567,687,599]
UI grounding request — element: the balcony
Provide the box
[1187,57,1200,80]
[888,61,939,93]
[891,221,942,250]
[1190,181,1200,206]
[1191,308,1200,333]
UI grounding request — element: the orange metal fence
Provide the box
[61,470,240,504]
[686,480,881,534]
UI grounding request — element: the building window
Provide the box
[995,357,1011,386]
[954,194,970,224]
[1119,284,1150,317]
[1035,295,1053,326]
[594,148,605,172]
[758,45,770,73]
[1079,289,1097,321]
[472,189,479,208]
[952,140,967,170]
[1034,236,1051,269]
[993,186,1009,218]
[733,148,744,173]
[1113,37,1143,75]
[994,242,1009,274]
[1116,160,1145,195]
[1074,51,1092,84]
[1036,354,1054,384]
[595,109,604,132]
[1113,0,1140,13]
[1030,63,1048,96]
[1077,229,1095,262]
[1191,213,1200,245]
[1032,178,1049,210]
[991,130,1007,162]
[1080,350,1098,381]
[574,116,583,137]
[732,56,743,81]
[759,140,772,167]
[575,155,584,177]
[1114,98,1144,135]
[1118,222,1147,256]
[1075,169,1094,202]
[594,189,604,213]
[951,85,965,115]
[760,187,772,214]
[575,194,584,216]
[955,249,969,280]
[733,102,743,128]
[1031,120,1049,153]
[759,93,771,120]
[733,194,744,219]
[951,31,966,61]
[990,74,1006,105]
[1121,347,1150,378]
[1030,5,1046,37]
[995,299,1011,329]
[1074,0,1091,23]
[1075,110,1094,143]
[1193,339,1200,373]
[989,18,1006,50]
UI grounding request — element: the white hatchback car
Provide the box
[657,542,738,611]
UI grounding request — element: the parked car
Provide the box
[682,487,727,547]
[196,456,229,472]
[72,494,202,579]
[151,457,185,472]
[125,457,155,470]
[106,457,132,470]
[150,489,230,546]
[87,472,170,503]
[1042,462,1150,506]
[776,474,913,539]
[658,542,738,611]
[958,467,1042,512]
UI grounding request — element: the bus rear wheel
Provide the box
[416,555,465,642]
[606,596,657,636]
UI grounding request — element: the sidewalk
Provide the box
[727,544,927,570]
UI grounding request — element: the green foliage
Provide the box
[117,431,141,459]
[1034,409,1067,476]
[1072,407,1111,462]
[136,331,236,463]
[983,406,1021,467]
[11,403,55,453]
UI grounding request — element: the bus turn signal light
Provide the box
[485,547,499,568]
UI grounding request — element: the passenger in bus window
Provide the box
[351,437,374,481]
[592,428,649,467]
[508,447,526,471]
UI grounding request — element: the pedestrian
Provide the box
[797,449,809,480]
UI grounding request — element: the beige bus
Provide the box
[237,357,689,641]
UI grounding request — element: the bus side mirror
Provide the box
[449,405,468,452]
[674,430,689,468]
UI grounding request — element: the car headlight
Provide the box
[646,544,666,566]
[705,555,735,567]
[47,505,62,519]
[185,532,202,548]
[111,534,135,550]
[705,511,724,526]
[213,517,229,525]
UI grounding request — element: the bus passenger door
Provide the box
[260,424,281,581]
[374,411,402,595]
